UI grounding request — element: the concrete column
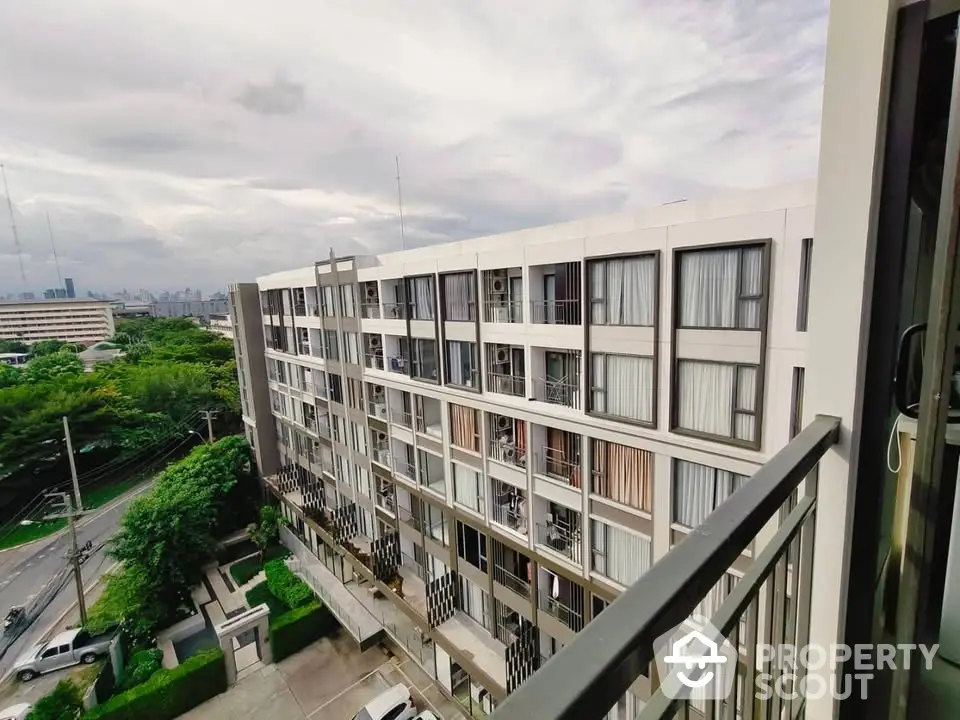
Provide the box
[804,2,898,718]
[259,619,273,665]
[220,635,237,685]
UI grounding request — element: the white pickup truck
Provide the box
[13,628,114,682]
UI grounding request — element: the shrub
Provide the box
[27,680,85,720]
[229,546,290,586]
[264,559,312,609]
[119,648,163,690]
[271,601,338,661]
[244,581,288,618]
[83,648,226,720]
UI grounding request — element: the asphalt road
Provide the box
[0,483,152,680]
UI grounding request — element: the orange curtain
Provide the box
[451,404,478,451]
[594,440,652,511]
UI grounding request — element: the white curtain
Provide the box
[738,246,763,329]
[679,248,739,328]
[591,521,607,577]
[341,284,356,317]
[357,466,371,497]
[591,256,656,325]
[447,341,475,385]
[345,332,360,364]
[592,353,654,423]
[444,273,473,321]
[674,460,748,527]
[412,277,434,319]
[453,464,482,512]
[735,365,758,442]
[678,360,735,436]
[322,286,335,316]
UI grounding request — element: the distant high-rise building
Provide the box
[43,289,56,299]
[18,292,35,301]
[64,278,76,298]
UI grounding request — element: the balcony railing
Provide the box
[367,399,387,421]
[365,353,385,370]
[376,484,395,514]
[536,521,582,565]
[494,565,530,598]
[391,408,413,427]
[491,501,527,535]
[530,299,580,325]
[533,377,580,409]
[383,302,407,320]
[397,505,422,533]
[487,372,525,397]
[535,448,582,488]
[371,445,391,467]
[387,355,408,374]
[483,299,523,323]
[294,302,307,316]
[361,302,381,319]
[493,415,841,720]
[394,458,416,480]
[489,439,526,469]
[538,590,583,632]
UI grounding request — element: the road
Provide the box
[0,482,152,680]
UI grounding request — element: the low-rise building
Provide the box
[0,298,115,347]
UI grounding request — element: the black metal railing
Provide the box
[538,590,584,633]
[494,565,530,598]
[483,299,523,323]
[398,505,423,533]
[493,415,840,720]
[536,521,582,565]
[487,371,525,397]
[533,377,580,409]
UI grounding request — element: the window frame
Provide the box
[587,351,656,428]
[586,252,658,327]
[796,237,813,332]
[671,459,748,528]
[672,358,761,446]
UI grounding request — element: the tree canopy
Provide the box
[0,317,240,517]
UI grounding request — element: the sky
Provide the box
[0,0,828,295]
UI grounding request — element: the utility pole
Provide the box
[44,492,86,626]
[63,416,82,511]
[200,410,218,443]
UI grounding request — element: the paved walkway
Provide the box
[181,630,469,720]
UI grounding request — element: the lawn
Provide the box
[245,581,289,617]
[0,477,147,551]
[229,545,290,586]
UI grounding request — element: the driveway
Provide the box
[182,631,468,720]
[0,661,102,713]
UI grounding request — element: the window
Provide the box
[347,378,363,410]
[340,284,356,317]
[443,272,476,321]
[408,276,435,320]
[678,244,765,329]
[450,404,480,452]
[332,415,347,444]
[588,255,656,325]
[591,440,653,511]
[790,367,805,439]
[324,330,340,361]
[456,522,488,572]
[676,360,758,443]
[797,238,813,332]
[446,341,478,388]
[590,353,654,424]
[328,373,343,403]
[412,339,438,381]
[350,422,367,454]
[591,521,651,587]
[344,332,360,365]
[321,286,335,317]
[453,463,483,513]
[673,459,747,528]
[356,466,371,497]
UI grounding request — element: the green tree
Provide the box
[25,679,84,720]
[20,352,84,384]
[0,340,28,354]
[0,363,20,389]
[86,565,166,644]
[28,339,75,357]
[114,362,218,422]
[246,505,281,562]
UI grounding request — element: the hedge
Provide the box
[229,545,290,586]
[245,580,289,618]
[264,559,312,609]
[27,680,84,720]
[83,648,226,720]
[271,601,338,661]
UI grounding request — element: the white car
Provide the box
[414,712,439,720]
[0,704,31,720]
[353,684,417,720]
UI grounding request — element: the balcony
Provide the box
[364,352,384,370]
[371,443,391,468]
[375,477,395,515]
[367,397,388,421]
[382,301,407,320]
[397,504,423,534]
[530,299,581,325]
[489,439,526,469]
[538,590,583,633]
[483,299,523,324]
[532,377,580,409]
[493,564,530,599]
[491,480,527,536]
[394,457,416,481]
[536,518,582,565]
[487,371,525,397]
[492,416,840,719]
[360,302,380,319]
[391,408,412,428]
[534,447,582,489]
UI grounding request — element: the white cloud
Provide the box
[0,0,828,293]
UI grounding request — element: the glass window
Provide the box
[588,255,656,326]
[678,245,765,329]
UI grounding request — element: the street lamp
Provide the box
[187,429,208,445]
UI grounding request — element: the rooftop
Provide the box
[0,298,111,307]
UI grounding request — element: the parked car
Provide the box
[353,684,417,720]
[13,628,114,681]
[0,704,31,720]
[414,712,439,720]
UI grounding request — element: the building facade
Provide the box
[207,313,234,340]
[0,298,115,346]
[150,298,229,320]
[231,182,816,715]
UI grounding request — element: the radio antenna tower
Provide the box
[396,155,406,251]
[47,212,63,287]
[1,164,26,282]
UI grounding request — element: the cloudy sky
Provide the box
[0,0,828,295]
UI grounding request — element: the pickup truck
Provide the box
[13,628,114,682]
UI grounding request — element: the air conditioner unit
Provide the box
[376,431,388,443]
[494,347,510,364]
[496,415,511,431]
[373,385,385,400]
[503,445,516,461]
[491,278,507,294]
[369,335,382,348]
[365,285,378,299]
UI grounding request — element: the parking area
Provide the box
[0,661,100,713]
[181,630,468,720]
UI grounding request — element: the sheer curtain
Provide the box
[605,522,651,587]
[591,257,656,325]
[444,273,473,321]
[412,277,434,319]
[677,360,734,436]
[679,248,739,327]
[738,247,763,329]
[340,284,356,317]
[592,440,653,511]
[674,460,747,527]
[447,341,464,385]
[735,366,758,442]
[453,464,482,511]
[592,353,654,423]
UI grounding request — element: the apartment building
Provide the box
[0,298,115,346]
[231,181,816,716]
